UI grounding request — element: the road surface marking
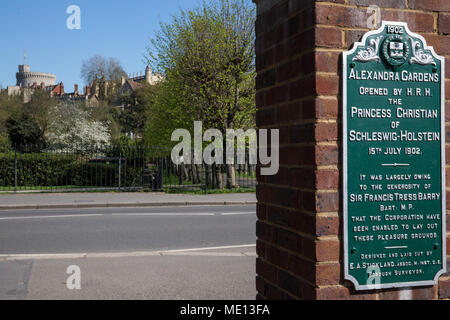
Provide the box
[0,204,256,212]
[0,211,255,220]
[220,212,254,216]
[0,244,256,261]
[111,213,215,216]
[0,214,104,221]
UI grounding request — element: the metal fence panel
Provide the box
[0,144,257,193]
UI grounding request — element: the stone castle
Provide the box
[15,64,56,88]
[117,66,162,97]
[4,63,161,104]
[6,64,91,103]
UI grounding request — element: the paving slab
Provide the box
[23,246,256,300]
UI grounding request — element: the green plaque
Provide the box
[343,21,446,290]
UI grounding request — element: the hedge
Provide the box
[0,152,145,188]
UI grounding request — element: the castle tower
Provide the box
[145,66,151,84]
[16,64,56,88]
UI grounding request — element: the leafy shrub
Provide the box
[0,151,144,188]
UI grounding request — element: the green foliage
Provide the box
[111,135,135,148]
[26,89,56,135]
[0,151,143,189]
[88,102,122,141]
[107,136,158,159]
[145,77,196,147]
[164,187,255,194]
[118,85,158,137]
[144,0,256,145]
[0,85,122,149]
[6,113,45,148]
[0,90,23,136]
[0,88,56,147]
[0,132,10,152]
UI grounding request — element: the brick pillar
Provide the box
[254,0,450,300]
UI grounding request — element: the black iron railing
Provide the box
[0,144,257,193]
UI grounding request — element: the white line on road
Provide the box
[220,212,254,216]
[111,213,215,217]
[0,214,104,221]
[0,244,256,261]
[0,204,255,212]
[0,211,255,221]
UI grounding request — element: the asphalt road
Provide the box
[0,205,257,300]
[0,205,256,254]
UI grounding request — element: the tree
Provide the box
[88,102,122,141]
[26,89,56,136]
[145,0,256,188]
[118,85,158,138]
[146,0,256,132]
[144,73,196,147]
[80,55,127,84]
[0,90,23,130]
[6,113,45,148]
[46,101,110,148]
[0,91,26,148]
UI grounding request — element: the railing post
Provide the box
[118,149,122,191]
[159,153,164,190]
[14,144,17,193]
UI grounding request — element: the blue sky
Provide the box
[0,0,206,91]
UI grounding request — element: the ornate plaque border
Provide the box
[342,21,447,291]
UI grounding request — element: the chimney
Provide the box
[60,82,65,95]
[85,86,91,96]
[74,84,79,95]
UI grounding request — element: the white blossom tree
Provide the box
[46,101,110,149]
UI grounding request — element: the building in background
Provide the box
[3,64,97,104]
[5,64,57,103]
[117,66,161,97]
[15,64,56,88]
[2,63,161,105]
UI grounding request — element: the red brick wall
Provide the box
[254,0,450,300]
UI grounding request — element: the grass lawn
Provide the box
[164,187,256,195]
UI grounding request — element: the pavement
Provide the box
[0,192,257,210]
[0,245,256,300]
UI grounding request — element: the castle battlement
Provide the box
[16,64,56,88]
